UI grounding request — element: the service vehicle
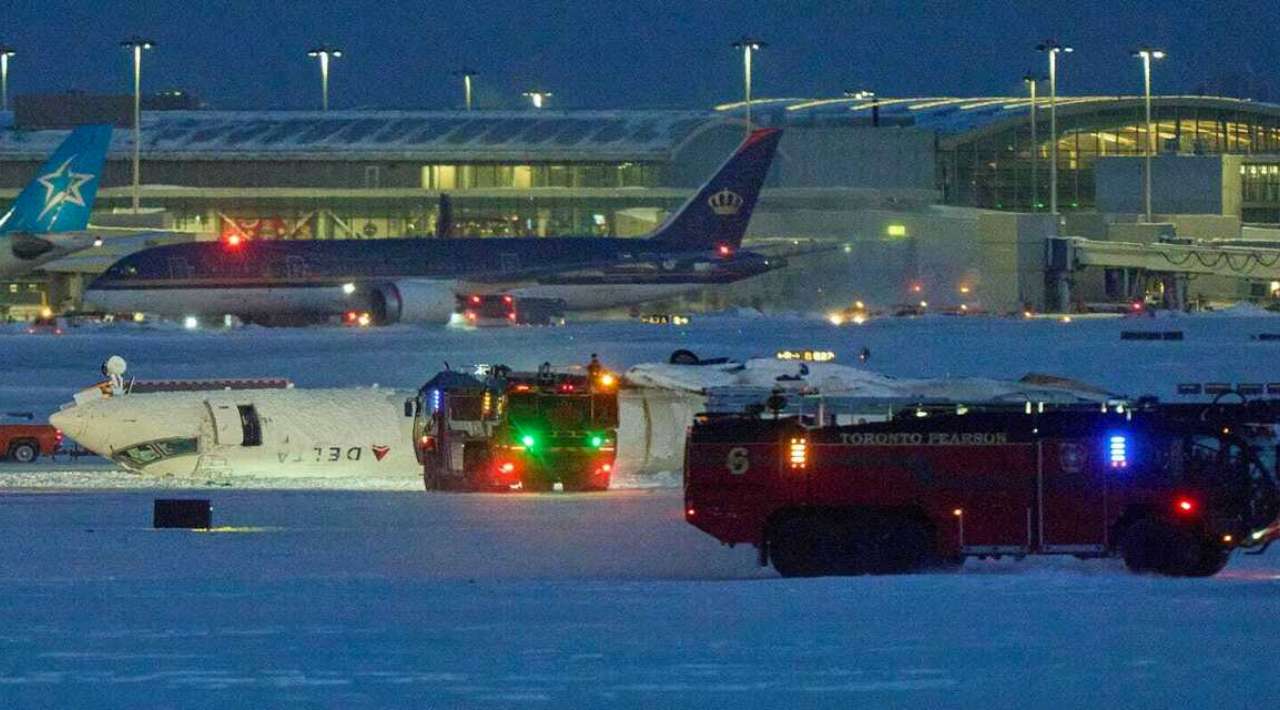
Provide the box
[685,398,1280,577]
[0,415,62,463]
[414,361,619,491]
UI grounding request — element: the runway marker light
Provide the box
[953,508,963,517]
[788,437,808,470]
[183,316,199,330]
[1176,498,1196,514]
[1223,534,1233,543]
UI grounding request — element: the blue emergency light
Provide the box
[1108,434,1128,469]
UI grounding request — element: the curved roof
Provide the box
[1,95,1277,163]
[716,95,1280,147]
[0,110,723,162]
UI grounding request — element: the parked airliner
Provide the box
[84,128,784,324]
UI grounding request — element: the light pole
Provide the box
[1023,73,1041,211]
[0,46,14,112]
[121,37,154,213]
[455,68,478,111]
[1132,47,1166,223]
[1035,40,1072,216]
[731,37,766,136]
[522,90,552,109]
[307,46,343,111]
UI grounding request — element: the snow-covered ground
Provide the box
[2,313,1280,707]
[1,488,1279,708]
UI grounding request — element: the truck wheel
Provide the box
[864,517,932,574]
[521,477,554,493]
[1184,544,1230,577]
[8,441,38,464]
[769,516,844,577]
[1121,519,1218,576]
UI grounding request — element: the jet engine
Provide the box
[370,279,458,324]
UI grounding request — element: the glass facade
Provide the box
[420,162,663,190]
[940,104,1280,211]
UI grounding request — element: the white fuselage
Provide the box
[51,387,419,480]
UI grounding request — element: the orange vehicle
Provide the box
[0,417,62,463]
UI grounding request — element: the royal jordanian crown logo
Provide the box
[707,188,744,216]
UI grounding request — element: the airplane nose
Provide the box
[48,408,80,439]
[48,405,107,456]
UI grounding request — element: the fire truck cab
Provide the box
[414,362,619,492]
[684,399,1280,577]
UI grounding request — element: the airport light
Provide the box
[522,89,552,109]
[121,37,155,213]
[731,36,766,136]
[1035,40,1072,216]
[1023,73,1044,211]
[307,45,343,111]
[1132,47,1166,224]
[454,68,478,111]
[0,46,14,112]
[843,89,875,100]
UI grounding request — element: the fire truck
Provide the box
[684,398,1280,577]
[413,362,619,491]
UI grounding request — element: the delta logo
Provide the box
[371,445,391,461]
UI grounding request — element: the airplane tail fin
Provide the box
[0,124,113,234]
[647,128,782,251]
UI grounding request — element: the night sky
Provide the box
[5,0,1278,111]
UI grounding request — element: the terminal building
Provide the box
[3,93,1280,316]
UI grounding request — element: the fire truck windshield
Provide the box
[506,392,616,432]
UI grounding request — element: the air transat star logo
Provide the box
[372,445,390,461]
[36,156,95,221]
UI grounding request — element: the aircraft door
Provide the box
[206,402,245,446]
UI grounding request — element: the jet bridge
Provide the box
[1049,236,1280,309]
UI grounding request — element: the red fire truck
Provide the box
[684,400,1280,577]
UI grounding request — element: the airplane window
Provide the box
[112,437,198,469]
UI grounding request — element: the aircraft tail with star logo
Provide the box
[0,124,113,235]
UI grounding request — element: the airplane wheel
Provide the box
[8,441,38,464]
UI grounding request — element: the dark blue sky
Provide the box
[6,0,1277,110]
